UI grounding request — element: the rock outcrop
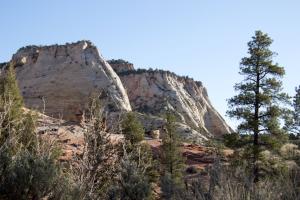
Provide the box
[107,59,134,74]
[116,67,232,138]
[2,41,232,141]
[9,41,131,121]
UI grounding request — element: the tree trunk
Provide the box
[253,65,260,182]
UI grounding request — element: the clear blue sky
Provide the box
[1,1,300,128]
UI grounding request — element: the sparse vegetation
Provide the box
[118,68,203,86]
[178,158,300,200]
[107,59,133,65]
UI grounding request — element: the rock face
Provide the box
[10,41,131,121]
[3,40,232,140]
[117,68,232,137]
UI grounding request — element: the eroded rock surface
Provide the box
[10,41,131,121]
[3,41,232,141]
[114,65,231,137]
[117,68,232,138]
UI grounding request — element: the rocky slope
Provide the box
[33,109,123,161]
[34,109,233,170]
[116,67,232,138]
[9,41,131,122]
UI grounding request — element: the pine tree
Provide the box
[20,112,38,151]
[286,86,300,135]
[0,64,23,110]
[73,97,120,200]
[227,31,289,181]
[118,112,158,199]
[122,112,144,145]
[160,112,185,199]
[0,141,73,200]
[0,64,72,199]
[0,64,24,147]
[109,151,152,200]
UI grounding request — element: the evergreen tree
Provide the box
[0,141,73,200]
[20,112,38,151]
[160,112,185,199]
[285,86,300,135]
[117,112,158,200]
[109,152,152,200]
[0,64,73,199]
[227,31,289,181]
[73,97,120,200]
[0,64,24,147]
[121,112,144,145]
[0,64,23,110]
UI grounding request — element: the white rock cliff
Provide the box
[10,41,131,121]
[117,68,232,137]
[4,41,231,140]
